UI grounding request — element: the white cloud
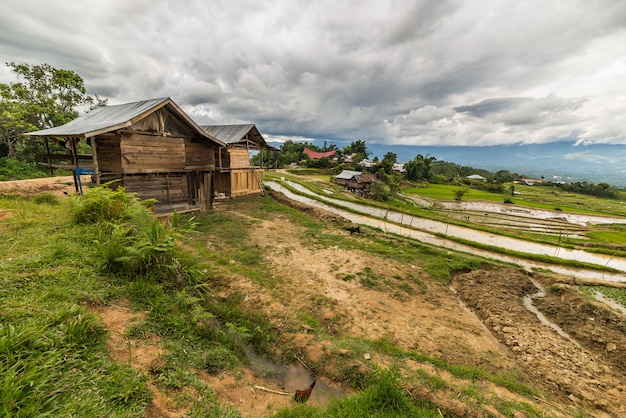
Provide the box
[1,0,626,146]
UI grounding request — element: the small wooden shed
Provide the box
[201,124,276,198]
[27,98,226,214]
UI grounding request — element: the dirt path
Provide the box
[0,175,90,197]
[208,196,626,417]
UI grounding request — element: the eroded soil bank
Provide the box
[452,268,626,417]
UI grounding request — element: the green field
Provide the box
[403,183,626,217]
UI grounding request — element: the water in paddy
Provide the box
[265,181,626,283]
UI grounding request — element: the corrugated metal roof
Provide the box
[355,174,376,184]
[201,124,277,150]
[26,98,170,138]
[202,124,255,144]
[26,98,225,146]
[335,170,362,180]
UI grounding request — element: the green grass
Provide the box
[270,366,442,418]
[0,190,273,416]
[404,183,626,217]
[0,157,51,181]
[404,184,503,202]
[586,225,626,245]
[581,286,626,307]
[0,196,151,416]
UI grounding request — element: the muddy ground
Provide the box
[3,178,626,417]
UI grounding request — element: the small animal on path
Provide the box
[344,225,361,235]
[294,379,316,402]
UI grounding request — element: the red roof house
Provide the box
[303,147,337,159]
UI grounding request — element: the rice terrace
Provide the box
[1,169,626,418]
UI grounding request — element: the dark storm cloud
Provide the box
[455,98,533,118]
[1,0,625,146]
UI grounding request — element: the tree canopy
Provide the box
[0,62,105,158]
[404,154,437,181]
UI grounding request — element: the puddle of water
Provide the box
[522,279,581,346]
[265,181,626,283]
[244,347,344,406]
[592,291,626,315]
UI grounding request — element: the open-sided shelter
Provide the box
[201,124,276,198]
[26,98,226,214]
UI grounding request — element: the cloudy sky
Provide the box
[1,0,625,147]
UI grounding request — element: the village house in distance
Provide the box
[26,98,275,214]
[334,169,376,196]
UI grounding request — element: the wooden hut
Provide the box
[335,170,375,195]
[26,98,226,214]
[201,124,277,198]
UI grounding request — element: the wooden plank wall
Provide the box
[186,142,216,170]
[124,172,213,214]
[230,169,263,196]
[96,137,122,173]
[120,134,186,173]
[124,174,187,206]
[214,172,231,196]
[228,149,251,168]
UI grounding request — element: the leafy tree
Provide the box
[251,139,328,168]
[378,152,397,175]
[0,62,106,159]
[371,168,401,201]
[494,170,517,183]
[343,139,370,163]
[321,141,337,152]
[370,179,391,201]
[405,154,437,182]
[305,156,331,168]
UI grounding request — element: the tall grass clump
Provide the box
[69,184,195,281]
[69,182,150,224]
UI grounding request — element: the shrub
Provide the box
[0,157,48,181]
[69,183,147,224]
[71,184,194,282]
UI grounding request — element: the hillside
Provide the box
[1,177,626,417]
[299,139,626,186]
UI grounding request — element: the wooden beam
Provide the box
[44,138,54,175]
[90,138,101,186]
[42,153,93,160]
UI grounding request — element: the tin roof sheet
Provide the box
[335,170,362,180]
[201,124,276,150]
[26,98,224,146]
[26,98,170,138]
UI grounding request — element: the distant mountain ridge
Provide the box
[273,140,626,187]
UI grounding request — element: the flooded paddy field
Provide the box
[266,180,626,281]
